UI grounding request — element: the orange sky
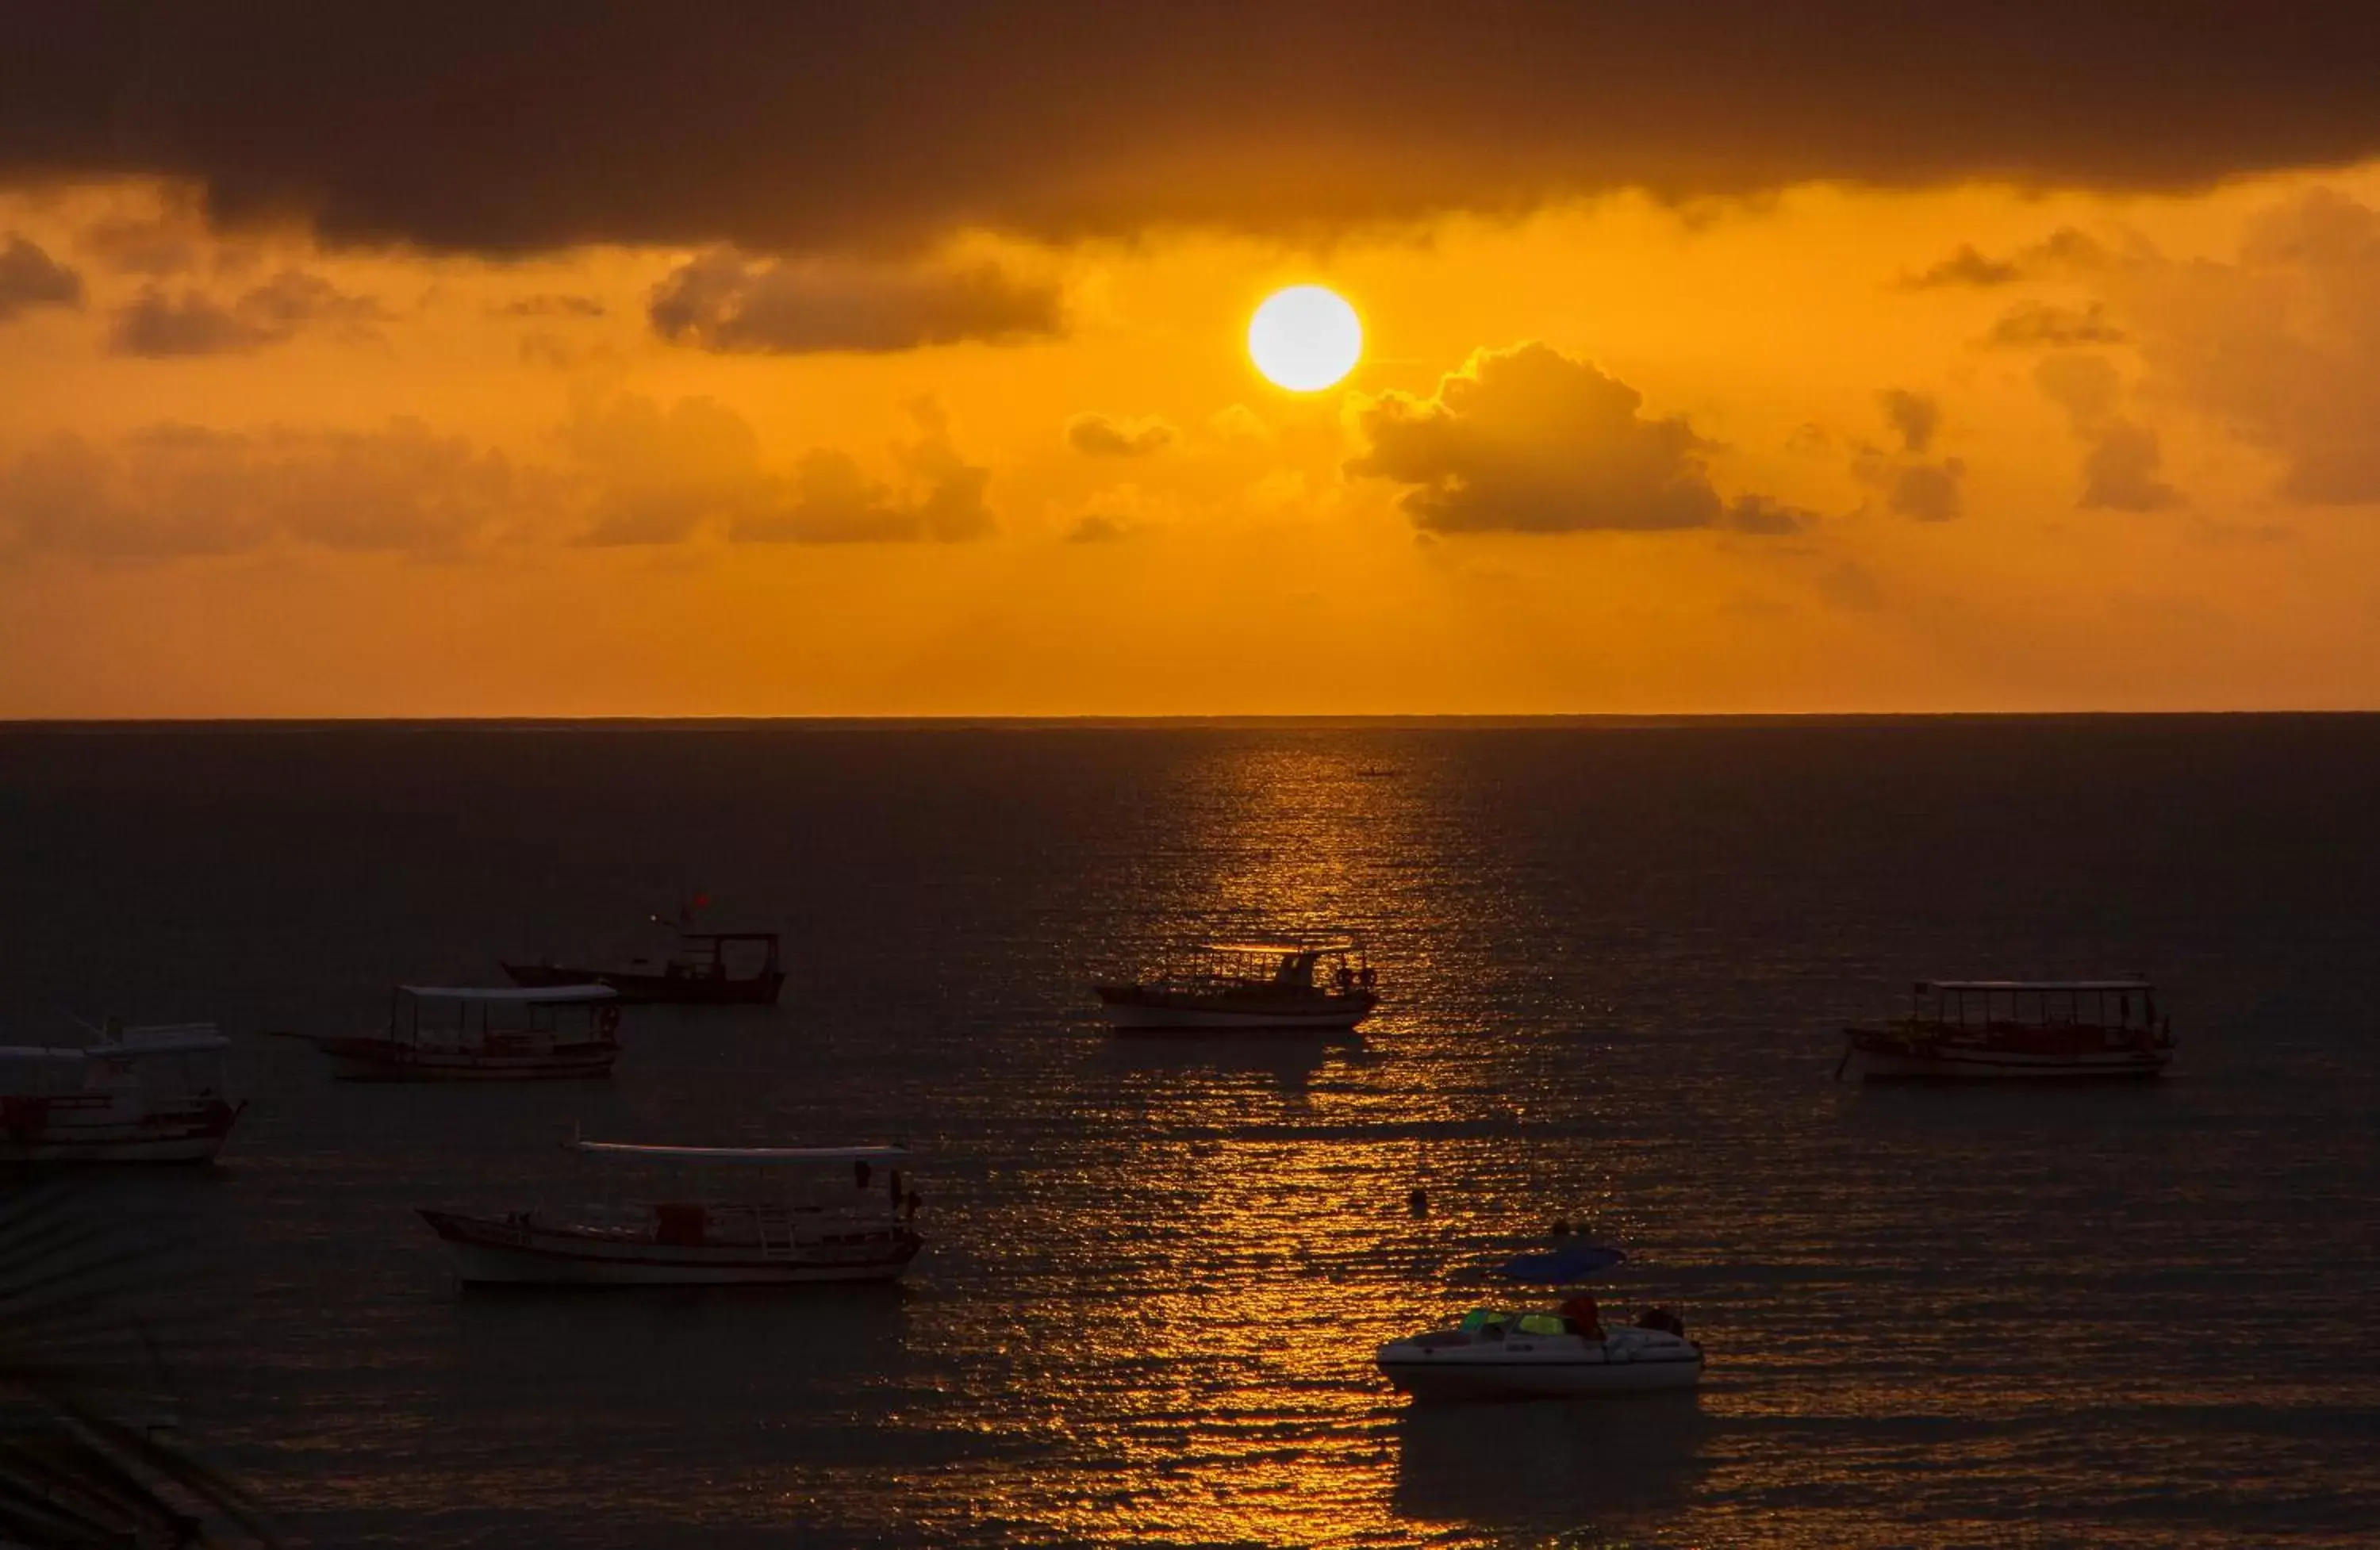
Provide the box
[7,13,2380,715]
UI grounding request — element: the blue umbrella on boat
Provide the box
[1492,1242,1627,1283]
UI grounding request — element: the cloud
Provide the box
[2111,189,2380,504]
[1901,226,2111,290]
[1887,461,1965,521]
[1065,413,1175,458]
[1064,514,1132,543]
[1899,244,2022,289]
[1722,493,1816,535]
[10,11,2380,255]
[0,420,526,558]
[2034,353,2180,511]
[1983,301,2126,348]
[1878,389,1940,454]
[1349,342,1799,537]
[649,249,1061,354]
[0,235,84,319]
[1858,392,1965,519]
[107,269,389,355]
[496,294,605,317]
[562,393,995,545]
[1818,560,1884,612]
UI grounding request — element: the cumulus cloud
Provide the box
[561,393,996,546]
[496,294,605,317]
[9,11,2380,256]
[1065,514,1131,543]
[0,420,526,558]
[2113,189,2380,505]
[0,235,84,319]
[1348,343,1802,538]
[1722,493,1816,535]
[107,270,389,355]
[649,249,1061,354]
[1983,301,2126,348]
[1878,389,1940,455]
[1858,390,1966,520]
[2034,353,2180,511]
[1900,227,2111,290]
[1065,413,1175,457]
[2,395,996,558]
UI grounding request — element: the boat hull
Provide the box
[1378,1336,1704,1402]
[501,961,785,1006]
[0,1106,240,1164]
[313,1036,618,1082]
[419,1210,919,1287]
[1845,1031,2171,1081]
[1094,985,1376,1032]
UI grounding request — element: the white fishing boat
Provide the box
[420,1140,923,1287]
[305,984,620,1081]
[1378,1318,1705,1401]
[1093,937,1377,1031]
[1377,1242,1704,1402]
[1842,980,2175,1081]
[0,1021,244,1164]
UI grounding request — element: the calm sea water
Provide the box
[3,718,2377,1548]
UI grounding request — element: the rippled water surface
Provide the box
[4,719,2378,1547]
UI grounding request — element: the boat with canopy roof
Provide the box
[1376,1243,1704,1401]
[1841,979,2175,1080]
[301,984,620,1081]
[0,1019,244,1163]
[1092,936,1378,1031]
[419,1140,923,1286]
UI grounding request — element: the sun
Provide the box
[1248,285,1362,391]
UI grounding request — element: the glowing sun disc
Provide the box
[1249,285,1362,391]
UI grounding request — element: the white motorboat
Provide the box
[1378,1314,1704,1401]
[1377,1240,1702,1401]
[0,1021,244,1164]
[305,984,620,1081]
[1093,937,1377,1031]
[420,1140,923,1287]
[1842,979,2175,1080]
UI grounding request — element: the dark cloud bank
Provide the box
[6,4,2380,256]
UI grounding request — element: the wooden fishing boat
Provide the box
[1093,937,1378,1031]
[0,1021,244,1164]
[420,1140,923,1286]
[1842,979,2175,1080]
[503,928,785,1005]
[305,985,620,1081]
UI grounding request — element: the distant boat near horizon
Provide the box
[1841,979,2175,1080]
[503,913,787,1005]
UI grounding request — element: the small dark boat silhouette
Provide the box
[503,916,787,1006]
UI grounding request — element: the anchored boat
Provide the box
[0,1021,244,1164]
[1842,979,2175,1080]
[420,1140,923,1286]
[304,984,620,1081]
[503,904,786,1005]
[1377,1243,1704,1402]
[1093,937,1378,1032]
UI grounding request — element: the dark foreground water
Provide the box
[3,718,2378,1548]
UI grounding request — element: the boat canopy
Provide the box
[1494,1243,1628,1283]
[1921,979,2152,993]
[0,1025,228,1060]
[1200,938,1360,957]
[398,984,617,1003]
[570,1141,909,1164]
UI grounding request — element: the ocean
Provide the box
[2,717,2375,1547]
